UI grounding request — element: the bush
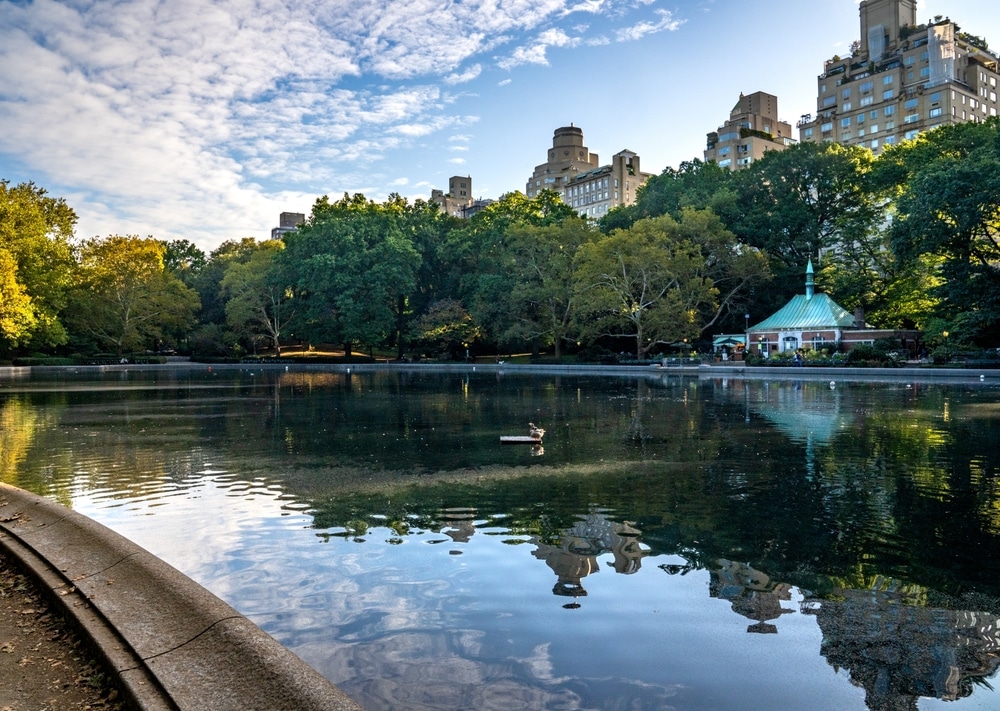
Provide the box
[846,343,898,367]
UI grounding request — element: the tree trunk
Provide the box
[343,342,353,357]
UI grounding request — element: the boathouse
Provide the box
[747,261,920,357]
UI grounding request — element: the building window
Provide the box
[823,96,836,107]
[885,120,895,129]
[870,123,878,133]
[719,159,731,168]
[803,127,814,138]
[883,90,895,100]
[884,105,895,116]
[904,113,920,123]
[860,81,874,93]
[841,117,851,128]
[842,101,852,111]
[842,88,852,98]
[871,139,879,149]
[929,107,943,118]
[920,67,930,77]
[904,98,919,109]
[883,75,894,85]
[930,92,941,103]
[905,129,920,140]
[885,135,896,146]
[821,122,833,132]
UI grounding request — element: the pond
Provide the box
[2,365,1000,710]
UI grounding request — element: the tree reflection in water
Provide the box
[4,368,1000,710]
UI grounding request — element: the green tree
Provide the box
[601,160,736,233]
[279,194,421,355]
[66,236,200,355]
[0,180,77,352]
[502,218,597,358]
[731,142,878,277]
[881,118,1000,344]
[163,239,207,287]
[575,214,720,359]
[192,238,261,328]
[439,190,577,350]
[221,240,290,356]
[409,298,481,358]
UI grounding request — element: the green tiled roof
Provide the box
[749,293,855,331]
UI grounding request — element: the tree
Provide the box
[502,218,597,358]
[601,160,736,233]
[221,240,290,356]
[279,194,421,355]
[881,118,1000,344]
[0,248,36,347]
[163,239,207,287]
[730,142,878,275]
[193,238,261,328]
[0,180,77,352]
[575,214,720,359]
[409,298,481,358]
[66,236,200,355]
[439,190,578,349]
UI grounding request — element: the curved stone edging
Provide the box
[0,483,362,711]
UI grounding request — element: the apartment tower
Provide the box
[797,0,999,153]
[705,91,795,170]
[526,125,651,218]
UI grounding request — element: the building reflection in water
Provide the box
[531,513,647,606]
[807,587,1000,710]
[709,559,795,634]
[662,556,1000,709]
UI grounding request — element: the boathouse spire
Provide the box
[805,259,815,300]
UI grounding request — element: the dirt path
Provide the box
[0,551,123,711]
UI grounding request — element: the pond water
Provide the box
[2,366,1000,710]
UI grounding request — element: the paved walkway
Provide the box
[1,484,362,711]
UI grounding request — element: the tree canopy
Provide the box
[0,181,77,352]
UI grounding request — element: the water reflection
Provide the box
[531,512,646,603]
[2,369,1000,710]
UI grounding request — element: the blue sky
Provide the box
[1,0,999,251]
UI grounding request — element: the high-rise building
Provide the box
[525,125,651,218]
[431,175,474,217]
[705,92,795,170]
[270,211,304,240]
[797,0,999,154]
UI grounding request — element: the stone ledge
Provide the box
[0,483,362,711]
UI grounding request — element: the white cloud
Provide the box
[444,64,483,85]
[498,78,513,86]
[616,10,684,42]
[0,0,679,249]
[498,28,579,69]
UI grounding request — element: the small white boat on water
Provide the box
[500,422,546,444]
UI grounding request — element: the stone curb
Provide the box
[0,483,362,711]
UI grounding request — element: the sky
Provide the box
[2,0,999,252]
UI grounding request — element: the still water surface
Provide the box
[2,366,1000,710]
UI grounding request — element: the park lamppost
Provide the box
[745,313,750,332]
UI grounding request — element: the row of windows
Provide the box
[569,191,611,206]
[567,178,610,197]
[579,203,610,217]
